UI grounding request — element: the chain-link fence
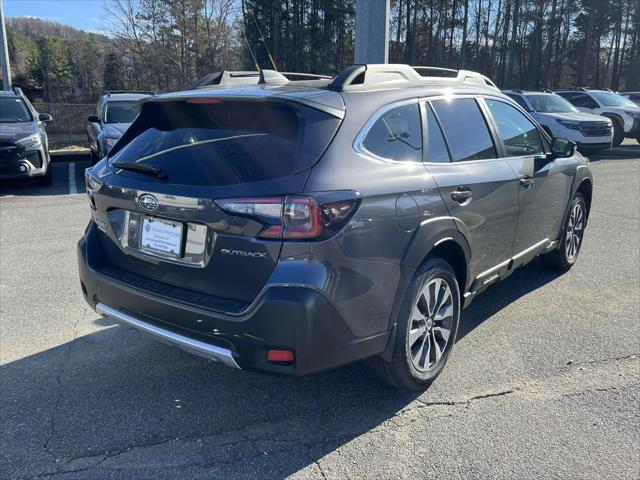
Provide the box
[33,103,95,151]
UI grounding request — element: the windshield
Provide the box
[527,94,578,113]
[590,92,637,108]
[108,100,341,186]
[0,97,33,123]
[104,101,140,124]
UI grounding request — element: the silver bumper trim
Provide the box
[96,303,241,369]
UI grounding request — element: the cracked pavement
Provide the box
[1,152,639,479]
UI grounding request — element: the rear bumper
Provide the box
[78,232,390,376]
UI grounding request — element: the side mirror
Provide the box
[87,115,100,123]
[38,113,53,123]
[550,138,576,158]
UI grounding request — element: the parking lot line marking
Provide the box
[68,162,78,194]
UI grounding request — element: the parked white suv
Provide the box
[503,90,612,153]
[555,88,640,146]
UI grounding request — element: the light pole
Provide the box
[354,0,390,64]
[0,0,11,90]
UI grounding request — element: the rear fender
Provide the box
[380,216,471,361]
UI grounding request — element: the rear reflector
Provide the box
[267,349,295,363]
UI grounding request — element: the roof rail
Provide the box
[280,72,332,80]
[13,87,24,96]
[327,64,499,91]
[555,87,589,92]
[191,71,260,89]
[105,90,155,96]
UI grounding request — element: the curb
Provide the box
[50,151,91,163]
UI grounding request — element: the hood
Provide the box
[0,121,37,141]
[537,112,611,123]
[103,123,130,138]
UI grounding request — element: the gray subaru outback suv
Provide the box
[0,88,53,185]
[79,64,592,390]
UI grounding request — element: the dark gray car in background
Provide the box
[87,91,151,162]
[0,88,53,185]
[79,64,593,390]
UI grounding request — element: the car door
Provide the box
[483,97,571,265]
[424,97,519,287]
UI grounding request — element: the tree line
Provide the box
[6,0,639,103]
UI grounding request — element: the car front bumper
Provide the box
[78,228,390,376]
[0,144,49,179]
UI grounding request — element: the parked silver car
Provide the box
[87,91,152,162]
[0,88,53,185]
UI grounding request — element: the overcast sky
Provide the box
[4,0,109,33]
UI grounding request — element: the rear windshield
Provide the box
[108,100,341,186]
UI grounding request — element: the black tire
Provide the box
[35,164,53,187]
[611,119,624,146]
[540,193,586,271]
[370,256,460,391]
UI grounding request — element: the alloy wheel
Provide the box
[408,278,454,372]
[565,201,584,261]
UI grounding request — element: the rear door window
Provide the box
[361,103,423,162]
[485,99,544,157]
[108,100,341,186]
[561,93,599,109]
[431,98,497,162]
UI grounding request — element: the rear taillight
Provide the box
[216,194,358,240]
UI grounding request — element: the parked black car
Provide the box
[0,88,53,185]
[79,64,593,390]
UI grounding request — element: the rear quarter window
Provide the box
[108,100,341,186]
[361,103,423,162]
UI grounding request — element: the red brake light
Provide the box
[282,196,322,239]
[186,98,221,104]
[216,195,357,240]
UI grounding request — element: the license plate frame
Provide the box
[140,216,184,258]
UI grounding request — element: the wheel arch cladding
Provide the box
[428,240,468,297]
[576,178,593,220]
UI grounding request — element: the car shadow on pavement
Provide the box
[0,161,88,198]
[458,259,563,341]
[1,324,421,479]
[586,143,640,161]
[2,260,564,479]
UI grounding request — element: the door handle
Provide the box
[450,187,472,203]
[519,175,534,187]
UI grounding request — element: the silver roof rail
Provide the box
[191,71,261,89]
[328,64,499,91]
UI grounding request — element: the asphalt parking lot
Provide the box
[1,146,639,479]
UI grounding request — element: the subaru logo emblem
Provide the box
[137,193,159,212]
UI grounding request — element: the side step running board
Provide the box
[96,303,241,369]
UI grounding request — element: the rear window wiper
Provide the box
[111,162,166,179]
